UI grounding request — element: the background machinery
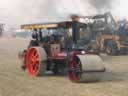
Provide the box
[19,15,105,83]
[0,23,4,37]
[79,12,128,55]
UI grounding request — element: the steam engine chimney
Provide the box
[71,15,80,44]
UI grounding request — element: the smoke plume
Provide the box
[88,0,113,13]
[0,0,128,30]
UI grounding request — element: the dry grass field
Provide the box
[0,38,128,96]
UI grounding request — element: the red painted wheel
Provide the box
[26,47,47,77]
[68,57,82,82]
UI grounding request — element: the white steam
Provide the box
[112,0,128,19]
[0,0,128,28]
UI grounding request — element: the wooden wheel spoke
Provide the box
[35,58,39,62]
[31,61,35,66]
[32,64,39,70]
[32,50,36,55]
[31,57,35,62]
[35,65,39,70]
[34,53,39,57]
[31,55,39,62]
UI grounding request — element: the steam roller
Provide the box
[19,15,105,83]
[21,46,105,83]
[68,53,105,82]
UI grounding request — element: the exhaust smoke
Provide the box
[0,0,128,30]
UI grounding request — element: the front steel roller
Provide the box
[68,54,105,82]
[26,47,47,77]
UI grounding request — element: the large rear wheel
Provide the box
[26,47,47,77]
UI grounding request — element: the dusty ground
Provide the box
[0,38,128,96]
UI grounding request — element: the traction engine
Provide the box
[19,16,105,82]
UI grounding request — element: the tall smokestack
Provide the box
[71,15,80,44]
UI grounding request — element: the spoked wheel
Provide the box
[26,47,47,77]
[68,57,82,82]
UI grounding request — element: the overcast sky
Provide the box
[0,0,128,29]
